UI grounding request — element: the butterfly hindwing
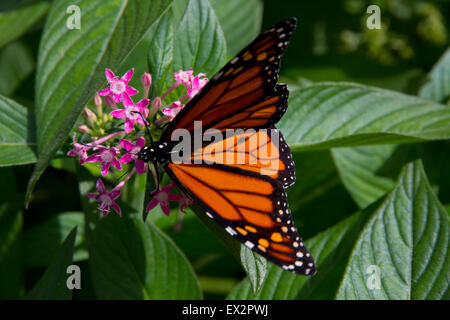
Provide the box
[165,162,316,275]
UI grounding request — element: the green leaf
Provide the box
[332,145,396,208]
[0,94,36,166]
[0,0,50,49]
[148,0,227,96]
[337,160,449,300]
[279,83,450,152]
[24,212,87,267]
[88,214,202,299]
[210,0,263,57]
[28,227,77,300]
[0,203,22,299]
[240,245,266,294]
[26,0,172,205]
[419,47,450,104]
[0,41,35,96]
[227,209,368,299]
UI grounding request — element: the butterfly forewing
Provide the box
[161,18,297,140]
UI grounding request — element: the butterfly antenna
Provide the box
[131,111,154,146]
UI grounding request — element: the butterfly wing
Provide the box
[165,162,316,275]
[191,126,295,188]
[160,18,297,141]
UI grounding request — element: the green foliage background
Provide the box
[0,0,449,300]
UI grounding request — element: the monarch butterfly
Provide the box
[138,18,316,275]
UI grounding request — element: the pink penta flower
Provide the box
[98,68,138,103]
[119,137,146,175]
[110,93,150,133]
[87,179,122,216]
[67,133,90,165]
[86,147,122,176]
[162,101,183,120]
[187,74,208,98]
[174,69,194,87]
[146,183,185,216]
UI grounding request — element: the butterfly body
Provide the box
[137,142,171,164]
[143,18,317,275]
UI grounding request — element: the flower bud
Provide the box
[141,72,152,98]
[150,97,162,119]
[94,95,102,108]
[104,96,117,109]
[141,72,152,87]
[94,95,103,117]
[83,107,97,125]
[77,124,92,134]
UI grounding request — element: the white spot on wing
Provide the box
[225,227,237,236]
[245,241,254,249]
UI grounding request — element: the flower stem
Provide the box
[90,131,125,146]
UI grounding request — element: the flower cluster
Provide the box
[68,68,206,217]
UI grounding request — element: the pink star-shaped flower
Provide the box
[119,137,146,175]
[187,74,208,98]
[67,133,90,165]
[174,69,194,87]
[87,179,122,216]
[162,101,183,120]
[86,147,122,176]
[110,93,149,133]
[146,183,185,216]
[98,68,138,103]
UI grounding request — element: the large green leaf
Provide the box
[28,228,77,300]
[26,0,172,205]
[0,0,50,49]
[331,145,396,208]
[227,208,368,299]
[88,214,202,299]
[24,212,87,267]
[210,0,263,57]
[0,94,36,166]
[419,47,450,104]
[0,41,35,96]
[279,83,450,151]
[332,46,450,210]
[337,160,449,299]
[148,0,227,97]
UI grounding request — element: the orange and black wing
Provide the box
[191,126,295,188]
[160,18,297,141]
[165,162,316,275]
